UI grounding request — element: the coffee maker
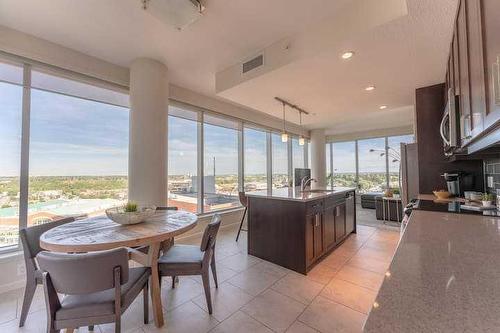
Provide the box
[442,172,474,197]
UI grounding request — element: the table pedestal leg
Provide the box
[130,242,165,328]
[148,242,164,328]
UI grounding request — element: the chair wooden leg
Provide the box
[236,207,247,242]
[19,278,37,327]
[201,270,213,314]
[143,281,149,325]
[172,276,176,289]
[115,316,121,333]
[211,254,218,289]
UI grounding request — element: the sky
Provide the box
[0,65,412,179]
[0,80,129,177]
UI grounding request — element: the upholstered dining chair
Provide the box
[236,191,248,241]
[158,214,221,314]
[19,216,76,327]
[134,206,179,255]
[37,248,150,333]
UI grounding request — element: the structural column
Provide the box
[310,129,327,189]
[129,58,169,206]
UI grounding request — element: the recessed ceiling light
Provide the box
[379,105,387,110]
[365,85,376,91]
[341,51,354,60]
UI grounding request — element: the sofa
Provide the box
[360,192,383,209]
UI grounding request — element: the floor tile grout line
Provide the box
[239,306,279,333]
[288,256,350,333]
[292,244,379,332]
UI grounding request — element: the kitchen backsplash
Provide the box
[485,157,500,194]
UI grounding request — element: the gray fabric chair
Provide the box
[133,206,179,254]
[19,216,76,327]
[37,248,150,333]
[158,214,221,314]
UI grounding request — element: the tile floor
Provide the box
[0,221,400,333]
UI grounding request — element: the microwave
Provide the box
[440,88,460,155]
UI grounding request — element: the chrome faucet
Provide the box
[300,176,317,192]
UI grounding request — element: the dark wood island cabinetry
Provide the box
[246,187,356,274]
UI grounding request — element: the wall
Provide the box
[485,157,500,194]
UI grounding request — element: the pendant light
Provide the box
[281,101,288,142]
[298,111,305,146]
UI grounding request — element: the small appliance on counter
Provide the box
[441,172,475,197]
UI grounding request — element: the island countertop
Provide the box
[364,209,500,332]
[245,186,356,202]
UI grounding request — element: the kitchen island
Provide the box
[364,209,500,332]
[246,187,356,274]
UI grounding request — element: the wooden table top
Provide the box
[40,210,198,252]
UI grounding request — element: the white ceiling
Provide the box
[0,0,458,134]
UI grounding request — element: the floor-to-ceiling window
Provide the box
[167,106,199,213]
[327,134,414,194]
[332,141,357,188]
[28,70,129,225]
[243,127,268,192]
[357,138,387,193]
[272,133,289,188]
[0,61,23,247]
[203,114,240,211]
[387,134,414,189]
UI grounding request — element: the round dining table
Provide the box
[40,210,198,328]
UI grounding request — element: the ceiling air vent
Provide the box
[242,54,264,74]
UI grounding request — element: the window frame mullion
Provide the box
[197,111,204,214]
[19,64,31,238]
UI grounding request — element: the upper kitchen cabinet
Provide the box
[457,0,473,145]
[466,0,486,138]
[482,0,500,131]
[444,0,500,154]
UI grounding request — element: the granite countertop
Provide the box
[245,186,355,202]
[417,193,466,202]
[364,210,500,332]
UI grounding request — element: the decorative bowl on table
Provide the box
[433,190,451,199]
[105,205,156,225]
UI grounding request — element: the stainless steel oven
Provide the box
[440,88,460,155]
